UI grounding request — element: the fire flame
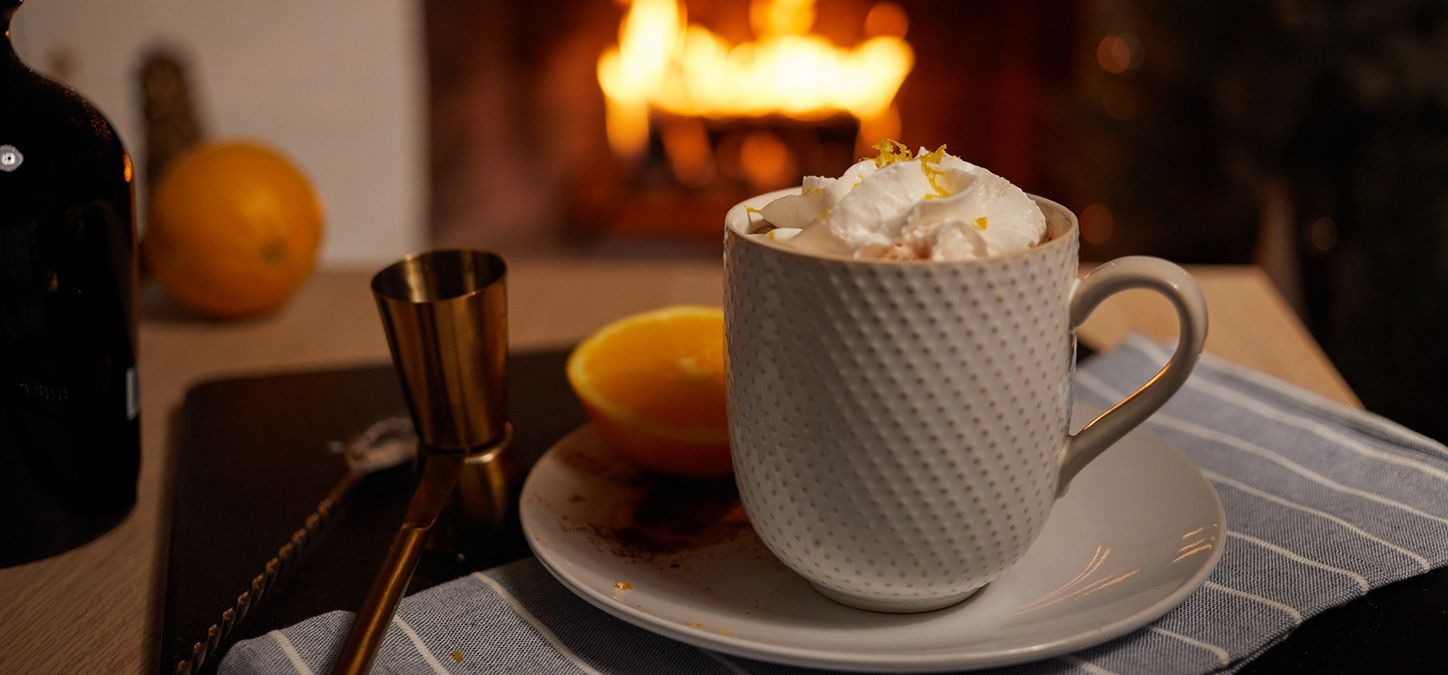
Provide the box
[597,0,915,159]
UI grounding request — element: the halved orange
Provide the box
[566,306,731,477]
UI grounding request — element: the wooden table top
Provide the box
[0,261,1358,673]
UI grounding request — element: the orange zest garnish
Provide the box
[918,144,952,200]
[868,139,913,167]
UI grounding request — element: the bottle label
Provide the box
[126,367,139,420]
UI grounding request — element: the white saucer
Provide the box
[520,405,1225,672]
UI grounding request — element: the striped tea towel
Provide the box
[220,335,1448,674]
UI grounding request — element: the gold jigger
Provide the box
[332,250,512,675]
[372,249,508,450]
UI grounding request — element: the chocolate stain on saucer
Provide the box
[559,438,750,560]
[604,473,746,557]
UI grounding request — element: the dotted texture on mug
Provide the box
[725,230,1079,609]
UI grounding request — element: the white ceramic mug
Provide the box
[723,190,1207,612]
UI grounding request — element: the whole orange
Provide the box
[146,141,324,318]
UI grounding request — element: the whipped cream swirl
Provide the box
[744,142,1046,261]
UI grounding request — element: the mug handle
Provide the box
[1057,256,1208,495]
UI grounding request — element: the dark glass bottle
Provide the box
[1,0,141,567]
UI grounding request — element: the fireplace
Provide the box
[425,0,1077,252]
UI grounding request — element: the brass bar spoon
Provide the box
[331,450,462,675]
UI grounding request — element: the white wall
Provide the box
[11,0,427,266]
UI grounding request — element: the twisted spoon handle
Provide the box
[170,418,415,675]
